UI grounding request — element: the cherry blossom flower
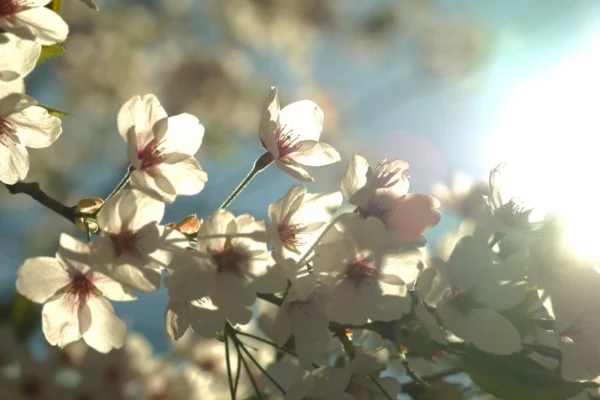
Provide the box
[164,297,227,340]
[420,234,526,355]
[92,188,182,292]
[259,86,340,181]
[0,32,40,98]
[273,286,331,368]
[268,362,351,400]
[16,234,135,353]
[117,94,208,203]
[342,347,402,400]
[341,154,440,243]
[0,0,68,45]
[165,209,286,325]
[269,184,342,257]
[313,212,423,325]
[0,92,62,184]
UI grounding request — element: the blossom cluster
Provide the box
[3,3,600,400]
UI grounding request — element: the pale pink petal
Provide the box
[16,257,70,303]
[56,233,90,275]
[341,155,370,206]
[195,209,235,252]
[42,294,81,347]
[103,262,161,293]
[97,188,164,233]
[211,273,254,325]
[279,100,323,142]
[11,8,68,45]
[387,193,441,242]
[80,296,127,353]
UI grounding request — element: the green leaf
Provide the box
[37,44,64,66]
[38,104,69,118]
[451,343,598,400]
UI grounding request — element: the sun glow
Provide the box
[488,32,600,261]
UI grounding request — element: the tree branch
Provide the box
[4,181,76,224]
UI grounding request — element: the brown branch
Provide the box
[4,181,76,224]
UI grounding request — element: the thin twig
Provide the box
[225,326,237,400]
[4,181,76,223]
[104,165,133,202]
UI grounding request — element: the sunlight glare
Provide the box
[488,32,600,260]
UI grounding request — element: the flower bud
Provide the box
[75,197,104,234]
[168,214,201,235]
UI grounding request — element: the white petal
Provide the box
[42,294,81,347]
[129,169,176,204]
[103,262,161,293]
[97,188,165,233]
[326,279,366,325]
[447,235,490,289]
[8,105,61,148]
[56,233,91,275]
[251,256,287,293]
[0,32,41,77]
[154,157,207,196]
[0,134,28,184]
[211,273,254,325]
[275,159,314,181]
[288,141,340,167]
[379,248,423,285]
[16,257,69,303]
[259,87,280,156]
[414,303,448,344]
[12,8,68,45]
[189,298,227,338]
[268,185,306,225]
[89,270,136,301]
[279,100,323,142]
[157,113,204,158]
[273,304,293,347]
[165,299,191,341]
[164,253,216,301]
[117,94,166,146]
[366,280,411,321]
[196,209,234,251]
[341,155,370,205]
[350,347,389,375]
[81,296,127,353]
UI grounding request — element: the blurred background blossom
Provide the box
[3,0,600,398]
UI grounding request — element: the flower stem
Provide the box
[231,330,265,400]
[399,350,430,389]
[338,329,396,400]
[104,165,133,203]
[219,152,273,210]
[224,325,237,400]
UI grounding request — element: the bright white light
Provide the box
[488,32,600,260]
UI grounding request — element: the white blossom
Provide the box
[273,286,331,368]
[341,155,440,243]
[92,188,181,292]
[314,212,423,325]
[0,32,40,98]
[421,235,526,355]
[259,87,340,182]
[165,209,286,325]
[16,234,135,353]
[0,93,62,184]
[117,94,208,203]
[0,0,68,45]
[268,185,342,258]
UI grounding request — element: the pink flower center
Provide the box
[68,274,98,303]
[278,223,305,252]
[212,243,246,274]
[345,258,376,285]
[0,0,29,17]
[137,139,165,170]
[109,230,140,257]
[274,125,301,159]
